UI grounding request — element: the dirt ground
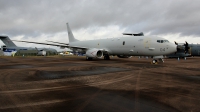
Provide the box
[0,56,199,112]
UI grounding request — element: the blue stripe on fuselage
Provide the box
[4,49,28,52]
[4,49,16,52]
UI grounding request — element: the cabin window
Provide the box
[123,41,125,45]
[157,40,160,43]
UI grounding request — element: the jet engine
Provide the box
[37,50,46,56]
[86,48,103,58]
[117,55,132,58]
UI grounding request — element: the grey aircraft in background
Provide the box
[0,36,57,56]
[166,41,200,59]
[13,23,177,64]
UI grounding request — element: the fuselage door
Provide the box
[143,38,151,49]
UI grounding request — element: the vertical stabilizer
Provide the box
[0,36,17,47]
[66,23,79,42]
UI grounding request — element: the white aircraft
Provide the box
[13,23,177,64]
[0,36,57,56]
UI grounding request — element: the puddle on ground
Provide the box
[81,90,178,112]
[38,63,84,67]
[35,67,129,79]
[185,68,200,71]
[0,65,34,69]
[0,58,10,63]
[189,76,200,79]
[127,63,165,68]
[182,75,200,83]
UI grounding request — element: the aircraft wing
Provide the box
[12,40,89,50]
[46,40,69,45]
[12,40,69,47]
[45,40,88,49]
[12,40,109,52]
[68,46,88,50]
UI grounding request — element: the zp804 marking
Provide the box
[160,48,165,51]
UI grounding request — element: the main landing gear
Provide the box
[86,56,93,60]
[104,54,110,60]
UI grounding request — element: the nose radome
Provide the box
[171,44,177,53]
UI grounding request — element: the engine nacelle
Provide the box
[37,50,46,56]
[117,55,132,58]
[86,48,103,58]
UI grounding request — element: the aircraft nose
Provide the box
[170,43,177,53]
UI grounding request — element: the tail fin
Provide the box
[66,23,79,42]
[0,36,17,47]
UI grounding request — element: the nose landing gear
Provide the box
[151,59,158,64]
[151,56,164,64]
[151,58,164,64]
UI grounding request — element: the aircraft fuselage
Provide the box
[69,36,176,56]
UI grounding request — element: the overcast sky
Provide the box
[0,0,200,50]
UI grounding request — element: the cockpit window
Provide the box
[163,40,169,43]
[157,40,169,43]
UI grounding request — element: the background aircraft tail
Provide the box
[0,36,17,47]
[66,23,79,42]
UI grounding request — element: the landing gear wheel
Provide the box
[151,59,158,64]
[104,54,110,60]
[159,58,164,63]
[86,57,93,60]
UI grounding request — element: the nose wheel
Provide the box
[151,59,158,64]
[151,58,164,64]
